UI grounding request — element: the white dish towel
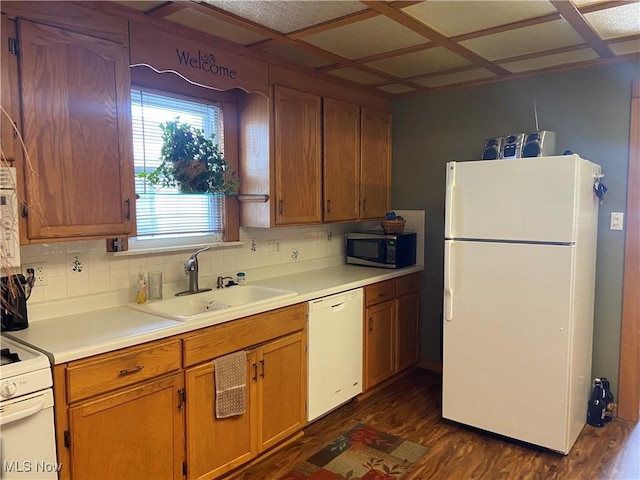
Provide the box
[213,351,247,419]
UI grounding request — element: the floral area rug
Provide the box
[280,423,428,480]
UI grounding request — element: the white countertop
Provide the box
[6,264,423,364]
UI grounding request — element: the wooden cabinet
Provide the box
[257,332,306,451]
[239,89,391,227]
[323,98,360,222]
[16,19,135,241]
[364,299,396,389]
[185,352,258,480]
[1,14,29,245]
[274,85,322,225]
[182,305,306,480]
[68,373,185,480]
[360,108,391,220]
[184,333,305,480]
[59,338,185,480]
[364,273,421,390]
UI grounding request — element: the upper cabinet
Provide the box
[15,19,135,241]
[360,108,392,220]
[323,98,360,223]
[239,88,392,228]
[273,85,322,225]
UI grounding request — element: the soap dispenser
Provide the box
[136,270,147,304]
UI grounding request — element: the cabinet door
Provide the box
[18,19,135,240]
[1,16,28,245]
[69,373,184,480]
[258,332,306,451]
[323,98,359,222]
[185,352,258,480]
[274,86,322,225]
[360,108,391,219]
[364,300,395,389]
[396,292,420,372]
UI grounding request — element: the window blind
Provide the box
[131,89,225,238]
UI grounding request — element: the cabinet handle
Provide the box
[362,199,367,212]
[278,200,283,215]
[119,365,144,376]
[13,122,18,139]
[377,292,388,298]
[125,199,131,220]
[253,363,258,382]
[260,359,265,378]
[326,199,331,213]
[368,317,373,332]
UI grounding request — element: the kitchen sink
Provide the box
[128,285,298,321]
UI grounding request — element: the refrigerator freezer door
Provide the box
[443,240,578,453]
[445,155,582,243]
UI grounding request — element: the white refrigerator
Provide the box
[442,154,600,454]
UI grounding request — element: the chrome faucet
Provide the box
[216,276,236,289]
[176,247,212,296]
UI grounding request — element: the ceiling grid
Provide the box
[117,0,640,97]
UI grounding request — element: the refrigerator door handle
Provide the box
[445,162,456,238]
[444,241,453,321]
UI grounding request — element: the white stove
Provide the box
[1,336,52,398]
[0,335,58,479]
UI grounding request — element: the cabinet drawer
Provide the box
[365,280,396,306]
[66,339,182,403]
[396,273,421,297]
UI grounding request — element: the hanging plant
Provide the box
[139,119,239,195]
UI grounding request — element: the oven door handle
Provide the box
[0,395,45,426]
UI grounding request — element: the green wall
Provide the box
[392,60,640,397]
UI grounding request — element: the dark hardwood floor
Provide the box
[232,368,640,480]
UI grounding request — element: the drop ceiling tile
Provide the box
[166,9,267,45]
[572,0,612,5]
[501,48,599,73]
[302,16,427,60]
[414,68,497,88]
[609,39,640,56]
[376,84,416,94]
[460,18,585,60]
[327,68,387,85]
[263,44,334,69]
[401,0,558,37]
[365,47,471,78]
[584,3,640,40]
[203,1,368,34]
[113,1,165,12]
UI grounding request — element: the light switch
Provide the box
[610,212,624,231]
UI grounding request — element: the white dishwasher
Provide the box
[307,288,363,422]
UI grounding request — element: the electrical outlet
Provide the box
[610,212,624,231]
[24,263,48,286]
[266,241,280,255]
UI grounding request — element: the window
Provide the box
[131,88,226,241]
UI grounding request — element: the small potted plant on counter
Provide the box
[140,119,239,195]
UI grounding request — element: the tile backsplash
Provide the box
[19,211,424,320]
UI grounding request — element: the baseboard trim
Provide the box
[417,359,443,373]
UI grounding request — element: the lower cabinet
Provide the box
[185,352,257,480]
[69,373,185,480]
[56,304,306,480]
[184,331,305,480]
[364,300,395,389]
[364,273,421,391]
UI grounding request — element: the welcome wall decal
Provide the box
[176,49,238,80]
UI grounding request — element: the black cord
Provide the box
[25,268,36,300]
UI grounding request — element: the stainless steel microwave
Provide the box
[346,231,417,269]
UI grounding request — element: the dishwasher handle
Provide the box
[330,301,346,312]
